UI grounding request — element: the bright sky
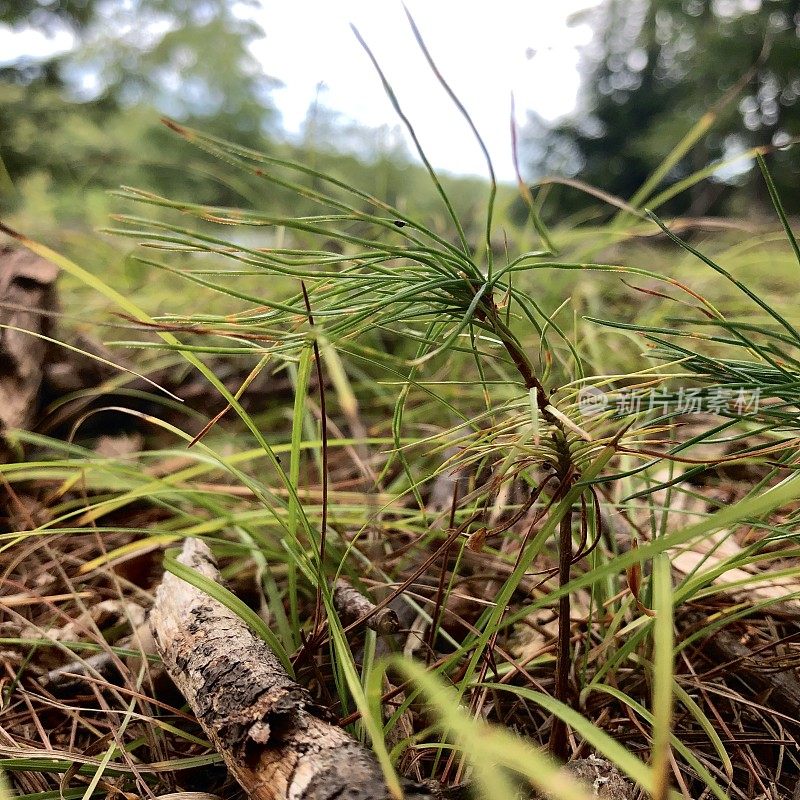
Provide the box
[0,1,600,183]
[253,1,599,181]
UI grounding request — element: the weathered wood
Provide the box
[150,538,435,800]
[0,246,58,433]
[333,578,399,635]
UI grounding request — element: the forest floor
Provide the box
[3,210,800,800]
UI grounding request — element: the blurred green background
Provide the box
[3,0,799,231]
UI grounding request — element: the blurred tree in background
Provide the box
[528,0,800,216]
[0,1,496,253]
[7,0,797,239]
[0,1,489,243]
[0,0,278,228]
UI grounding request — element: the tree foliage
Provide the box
[0,0,278,225]
[530,0,800,215]
[0,1,495,242]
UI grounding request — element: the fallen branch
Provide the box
[150,537,435,800]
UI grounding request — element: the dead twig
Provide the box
[150,537,435,800]
[333,578,400,635]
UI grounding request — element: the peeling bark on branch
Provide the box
[150,538,434,800]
